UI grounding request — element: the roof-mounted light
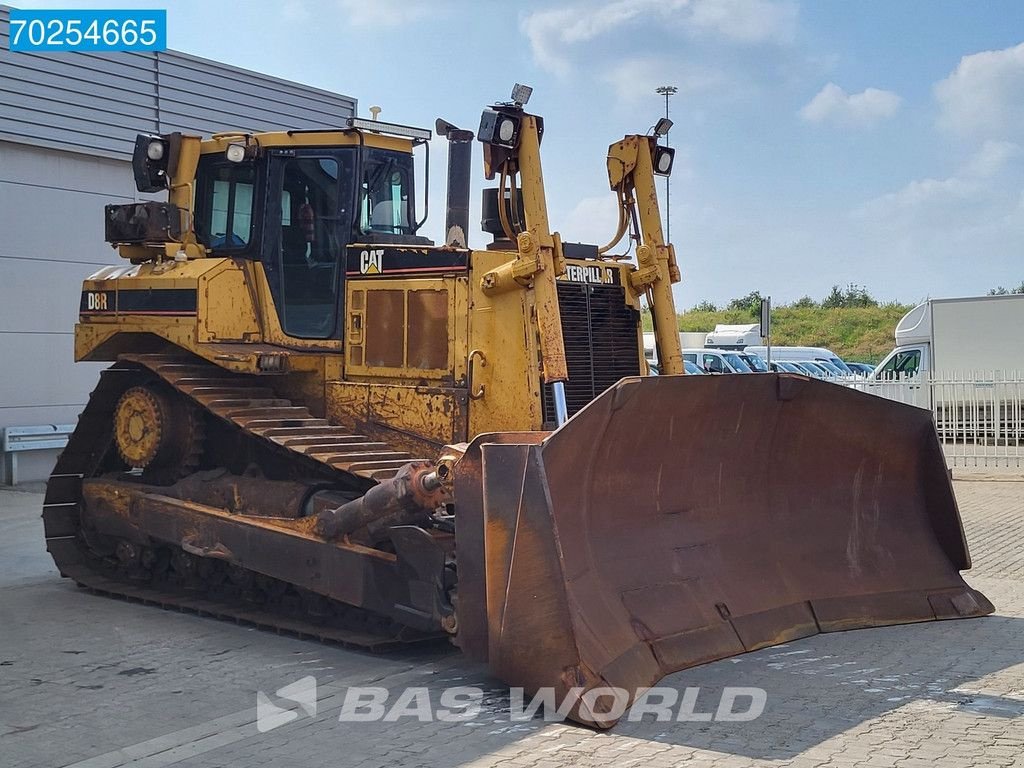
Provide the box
[510,83,533,107]
[345,118,432,141]
[225,143,246,163]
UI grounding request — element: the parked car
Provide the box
[645,359,706,375]
[814,360,846,377]
[683,348,750,374]
[735,351,769,372]
[791,361,828,377]
[845,362,875,376]
[744,345,854,375]
[711,350,756,373]
[769,361,804,374]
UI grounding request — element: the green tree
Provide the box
[691,299,718,312]
[821,285,846,309]
[989,282,1024,295]
[726,290,763,314]
[791,295,817,309]
[821,283,878,309]
[843,283,879,308]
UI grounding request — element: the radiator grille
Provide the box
[542,282,642,427]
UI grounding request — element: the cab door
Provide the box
[263,150,355,341]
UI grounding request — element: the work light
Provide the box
[653,145,675,176]
[478,109,520,149]
[131,133,171,193]
[225,143,246,163]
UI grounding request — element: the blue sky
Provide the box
[19,0,1024,307]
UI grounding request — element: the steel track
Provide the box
[42,356,438,651]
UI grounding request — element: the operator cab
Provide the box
[191,124,432,340]
[108,120,435,342]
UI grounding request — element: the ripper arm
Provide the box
[606,135,684,375]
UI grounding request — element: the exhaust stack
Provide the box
[436,118,473,248]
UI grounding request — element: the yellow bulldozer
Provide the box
[45,85,992,727]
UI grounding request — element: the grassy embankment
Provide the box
[645,305,911,364]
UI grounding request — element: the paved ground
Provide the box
[1,479,1022,768]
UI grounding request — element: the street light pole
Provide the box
[655,85,677,242]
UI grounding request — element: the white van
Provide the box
[683,348,751,374]
[644,331,713,362]
[744,345,852,376]
[704,323,761,350]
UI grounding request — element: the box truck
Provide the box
[874,294,1024,378]
[870,294,1024,438]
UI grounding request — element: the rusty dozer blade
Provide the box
[453,373,993,728]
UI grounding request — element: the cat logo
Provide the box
[359,249,384,275]
[86,292,111,311]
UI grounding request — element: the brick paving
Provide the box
[1,478,1022,768]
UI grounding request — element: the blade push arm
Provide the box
[477,108,569,385]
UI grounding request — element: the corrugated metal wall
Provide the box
[155,51,358,137]
[0,6,356,483]
[0,8,356,157]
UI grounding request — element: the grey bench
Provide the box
[2,424,76,486]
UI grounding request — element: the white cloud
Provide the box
[602,57,729,105]
[520,7,579,77]
[853,141,1021,220]
[799,83,901,127]
[935,42,1024,139]
[688,0,797,45]
[522,0,797,76]
[964,139,1021,177]
[560,196,623,247]
[335,0,429,27]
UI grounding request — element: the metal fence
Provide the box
[846,372,1024,469]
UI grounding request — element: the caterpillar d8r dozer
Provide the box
[47,85,992,728]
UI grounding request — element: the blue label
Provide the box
[7,9,167,52]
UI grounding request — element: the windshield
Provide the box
[359,148,415,235]
[827,356,853,375]
[684,361,705,375]
[878,348,921,378]
[816,360,843,376]
[194,160,257,250]
[741,353,768,372]
[723,353,752,372]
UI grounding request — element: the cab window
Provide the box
[879,349,921,378]
[194,162,256,250]
[359,149,414,235]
